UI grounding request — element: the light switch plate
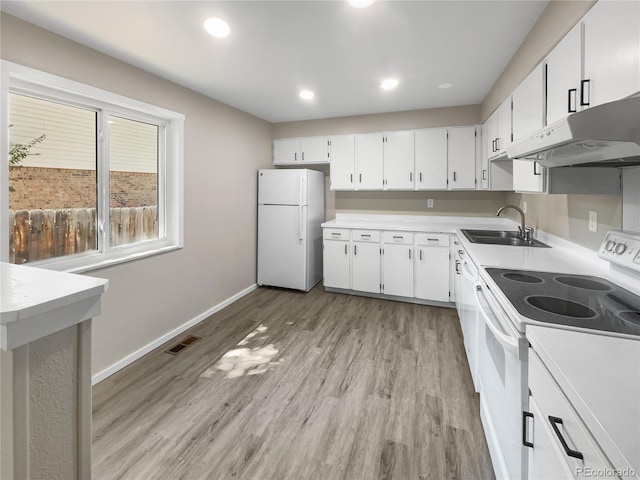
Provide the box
[589,210,598,232]
[522,201,527,214]
[427,199,434,208]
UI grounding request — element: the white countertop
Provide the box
[1,263,109,350]
[322,213,516,234]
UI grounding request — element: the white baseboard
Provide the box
[92,283,258,385]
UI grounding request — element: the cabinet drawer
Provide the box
[528,350,614,475]
[382,232,414,244]
[352,230,380,242]
[415,233,450,247]
[323,229,350,241]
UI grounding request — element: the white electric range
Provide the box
[473,230,640,480]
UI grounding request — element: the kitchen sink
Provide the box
[463,229,520,238]
[461,229,550,248]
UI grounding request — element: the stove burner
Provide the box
[619,311,640,325]
[526,296,597,319]
[502,273,544,284]
[555,276,612,291]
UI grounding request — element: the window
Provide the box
[1,61,184,272]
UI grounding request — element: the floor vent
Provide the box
[166,335,201,355]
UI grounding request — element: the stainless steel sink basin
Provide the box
[462,229,520,238]
[461,229,550,248]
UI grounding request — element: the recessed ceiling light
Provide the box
[348,0,375,8]
[438,82,454,89]
[299,90,315,100]
[204,17,230,38]
[380,78,400,91]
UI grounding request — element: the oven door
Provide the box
[475,280,529,480]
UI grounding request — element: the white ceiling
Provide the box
[1,1,548,123]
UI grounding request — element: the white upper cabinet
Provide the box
[329,135,355,191]
[496,98,512,154]
[300,137,329,163]
[513,159,545,193]
[415,128,448,190]
[447,126,477,190]
[383,130,415,190]
[583,0,640,108]
[356,132,384,190]
[512,63,544,142]
[546,23,581,125]
[273,138,300,165]
[484,97,512,159]
[273,137,329,165]
[544,0,640,124]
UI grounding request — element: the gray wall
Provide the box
[274,105,509,220]
[0,13,273,375]
[479,0,621,251]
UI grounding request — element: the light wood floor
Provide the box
[92,285,495,480]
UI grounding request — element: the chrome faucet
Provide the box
[496,204,534,243]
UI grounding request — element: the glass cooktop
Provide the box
[486,268,640,337]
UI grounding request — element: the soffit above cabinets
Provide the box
[0,1,548,122]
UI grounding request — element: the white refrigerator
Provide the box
[257,169,325,292]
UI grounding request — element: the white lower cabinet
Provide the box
[323,227,454,305]
[414,234,450,302]
[526,350,615,480]
[323,229,351,289]
[382,232,414,298]
[351,230,381,293]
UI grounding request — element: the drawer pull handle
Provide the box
[455,260,461,274]
[548,416,584,460]
[427,238,438,242]
[522,411,534,448]
[361,234,371,238]
[393,235,404,239]
[331,233,341,237]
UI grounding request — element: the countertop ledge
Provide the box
[322,214,516,233]
[1,263,109,350]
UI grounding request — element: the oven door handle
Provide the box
[474,282,520,357]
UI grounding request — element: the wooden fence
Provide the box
[8,206,157,264]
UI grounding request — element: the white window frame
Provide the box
[0,61,184,273]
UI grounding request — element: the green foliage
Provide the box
[8,124,46,192]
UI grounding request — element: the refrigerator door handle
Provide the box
[298,175,304,240]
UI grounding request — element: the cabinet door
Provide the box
[448,126,476,190]
[273,138,300,165]
[546,23,581,125]
[382,244,414,298]
[301,137,329,164]
[512,64,544,142]
[323,240,350,289]
[484,112,498,159]
[527,397,576,480]
[415,245,450,302]
[496,98,512,154]
[415,128,448,190]
[513,159,545,193]
[583,0,640,108]
[383,130,414,189]
[329,135,355,190]
[356,132,384,190]
[352,242,381,293]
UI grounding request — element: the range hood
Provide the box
[507,96,640,168]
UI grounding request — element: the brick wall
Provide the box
[9,167,157,210]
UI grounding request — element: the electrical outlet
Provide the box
[522,201,527,214]
[589,210,598,232]
[427,199,434,208]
